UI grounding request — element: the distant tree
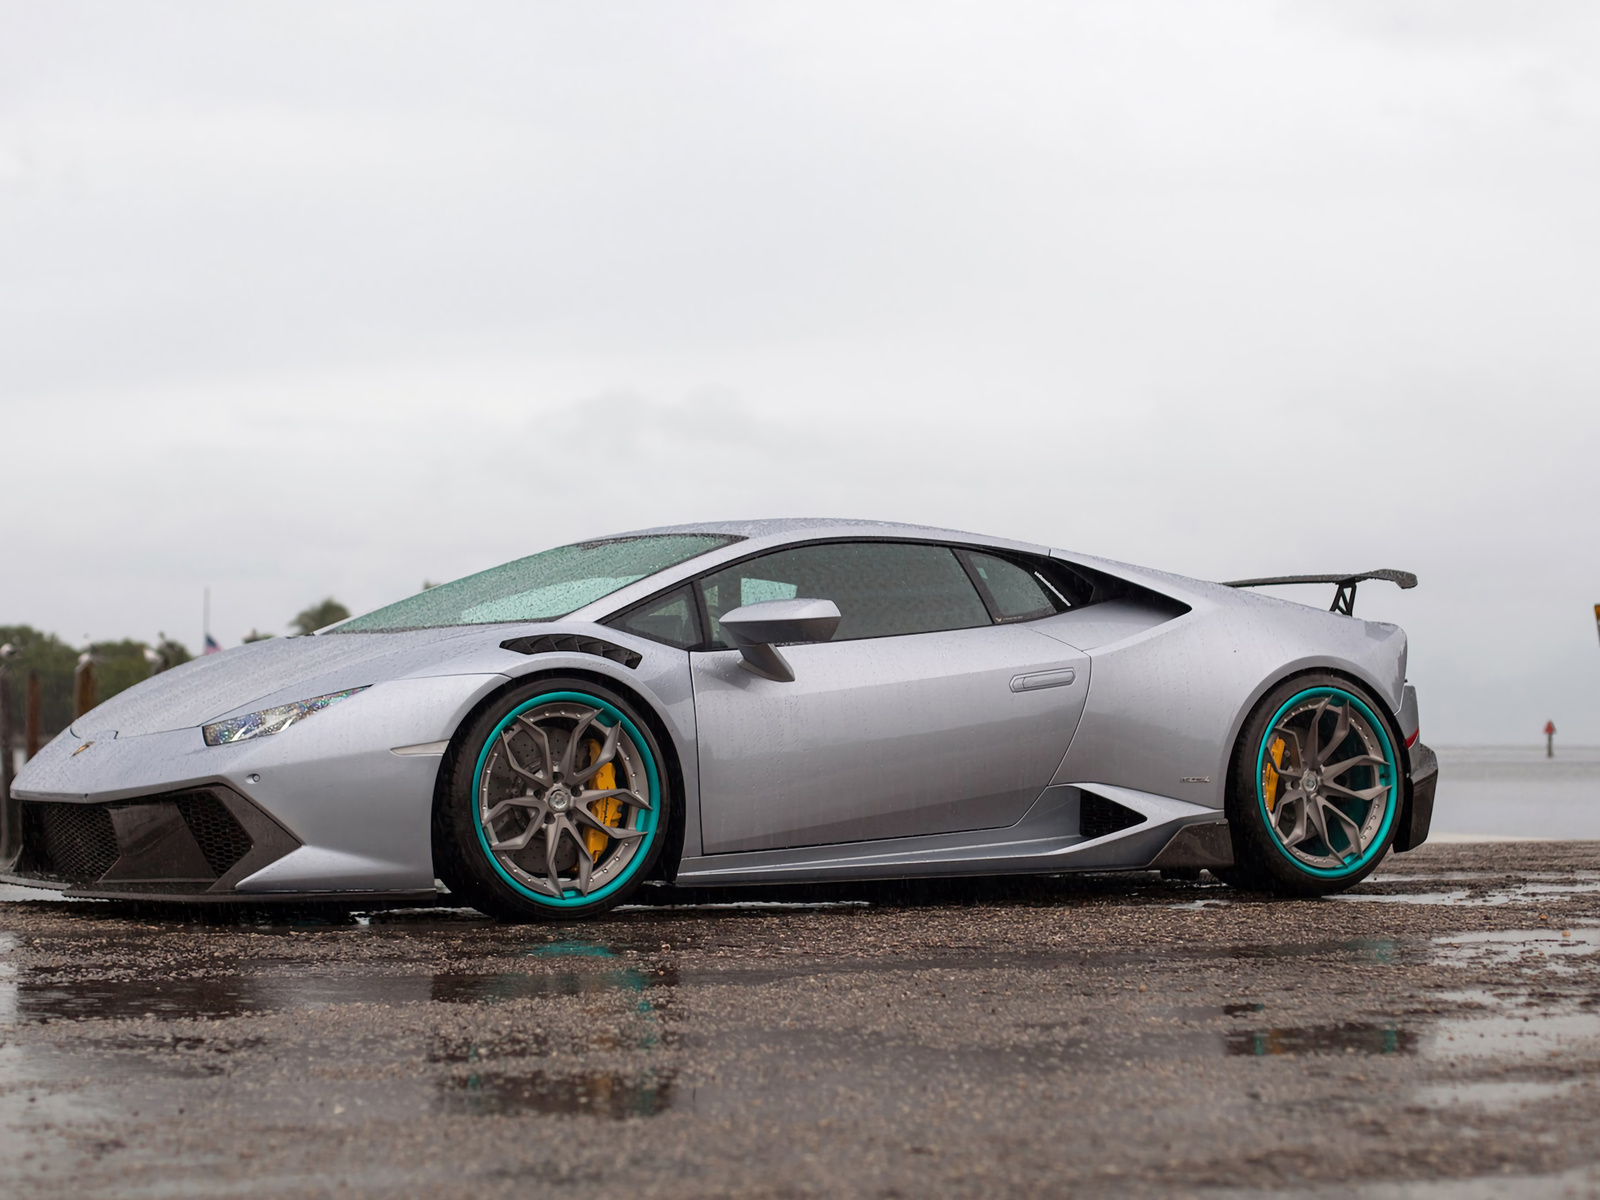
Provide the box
[292,598,350,636]
[241,629,274,643]
[151,635,192,673]
[0,626,78,738]
[90,639,157,703]
[0,629,194,743]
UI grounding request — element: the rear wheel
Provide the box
[434,678,669,921]
[1224,674,1402,897]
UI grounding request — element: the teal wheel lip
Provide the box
[472,690,661,908]
[1255,685,1397,879]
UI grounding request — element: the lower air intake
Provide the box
[171,791,255,877]
[12,786,288,893]
[21,802,121,883]
[1079,791,1147,840]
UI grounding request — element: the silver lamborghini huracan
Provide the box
[3,520,1438,919]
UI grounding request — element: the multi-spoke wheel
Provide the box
[1224,674,1402,896]
[434,679,669,920]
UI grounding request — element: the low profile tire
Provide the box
[433,677,670,921]
[1223,673,1404,897]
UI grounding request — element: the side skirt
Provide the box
[674,783,1228,886]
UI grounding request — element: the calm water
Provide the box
[1432,745,1600,840]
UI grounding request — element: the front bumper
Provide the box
[3,673,500,899]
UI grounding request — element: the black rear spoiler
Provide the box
[1221,570,1417,616]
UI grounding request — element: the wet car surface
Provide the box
[3,844,1600,1198]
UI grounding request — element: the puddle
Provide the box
[1338,882,1600,908]
[1,963,674,1024]
[432,967,672,1004]
[1425,1012,1600,1060]
[438,1070,674,1117]
[1336,891,1473,906]
[1168,899,1231,911]
[0,884,80,903]
[1414,1078,1586,1112]
[620,900,872,911]
[1226,1023,1416,1057]
[1226,938,1398,965]
[527,939,622,958]
[1432,928,1600,973]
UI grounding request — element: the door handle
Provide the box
[1009,668,1076,693]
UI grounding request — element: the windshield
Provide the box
[333,534,739,632]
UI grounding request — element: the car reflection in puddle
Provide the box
[2,936,676,1026]
[434,939,676,1117]
[1226,1023,1417,1057]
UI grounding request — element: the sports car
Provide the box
[2,520,1438,918]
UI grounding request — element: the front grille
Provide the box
[1079,791,1147,840]
[172,791,254,877]
[21,802,120,883]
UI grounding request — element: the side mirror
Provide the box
[719,598,841,683]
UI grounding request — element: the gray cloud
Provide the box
[2,1,1597,742]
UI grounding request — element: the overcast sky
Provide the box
[3,1,1598,743]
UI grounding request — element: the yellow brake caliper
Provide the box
[1263,736,1286,812]
[582,739,624,860]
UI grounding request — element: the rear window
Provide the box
[334,535,738,632]
[963,552,1058,621]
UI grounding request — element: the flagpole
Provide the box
[204,586,210,648]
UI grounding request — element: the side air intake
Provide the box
[1079,790,1147,840]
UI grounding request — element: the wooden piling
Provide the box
[25,670,41,760]
[74,655,97,720]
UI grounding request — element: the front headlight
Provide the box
[202,687,369,747]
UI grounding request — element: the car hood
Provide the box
[72,627,523,738]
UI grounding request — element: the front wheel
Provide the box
[1224,673,1403,897]
[433,678,670,920]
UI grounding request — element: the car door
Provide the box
[688,541,1090,854]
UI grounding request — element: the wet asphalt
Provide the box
[3,843,1600,1199]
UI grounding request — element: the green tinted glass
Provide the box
[336,535,737,632]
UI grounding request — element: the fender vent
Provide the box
[500,634,642,669]
[1079,791,1147,840]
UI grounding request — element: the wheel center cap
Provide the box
[1301,770,1321,795]
[547,786,572,812]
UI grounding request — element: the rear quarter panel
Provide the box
[1043,563,1408,811]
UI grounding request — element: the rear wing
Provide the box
[1221,570,1417,616]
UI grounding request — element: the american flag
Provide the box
[203,634,222,655]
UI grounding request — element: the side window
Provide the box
[698,542,991,646]
[963,552,1059,622]
[606,586,700,650]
